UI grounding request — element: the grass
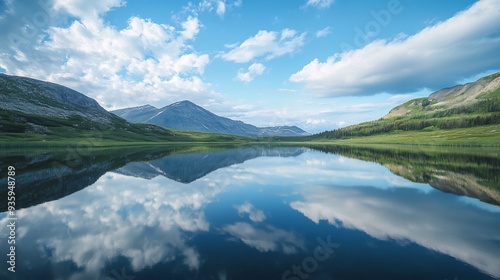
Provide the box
[328,124,500,146]
[3,124,499,147]
[271,125,500,147]
[478,87,500,99]
[0,108,250,147]
[2,104,500,147]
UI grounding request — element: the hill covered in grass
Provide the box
[310,72,500,145]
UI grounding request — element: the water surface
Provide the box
[1,145,499,280]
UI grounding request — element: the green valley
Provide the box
[0,108,246,147]
[1,72,500,147]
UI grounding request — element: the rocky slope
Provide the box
[0,74,114,123]
[385,72,500,119]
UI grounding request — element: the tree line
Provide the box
[316,98,500,139]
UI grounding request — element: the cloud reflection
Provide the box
[0,171,229,279]
[223,222,304,254]
[290,185,500,278]
[235,202,266,222]
[0,147,498,279]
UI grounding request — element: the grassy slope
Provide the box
[292,73,500,146]
[0,109,248,147]
[307,124,500,146]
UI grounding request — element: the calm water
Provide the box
[1,145,499,280]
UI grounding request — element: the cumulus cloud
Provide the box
[316,26,331,38]
[180,16,201,40]
[199,0,241,16]
[305,0,334,9]
[0,0,216,109]
[290,0,500,97]
[236,62,265,83]
[53,0,124,21]
[222,29,306,63]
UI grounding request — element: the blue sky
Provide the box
[1,0,499,132]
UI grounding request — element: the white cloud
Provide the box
[305,0,334,9]
[216,0,226,16]
[222,29,306,63]
[305,118,326,125]
[53,0,125,21]
[290,0,500,97]
[281,28,296,40]
[199,0,241,16]
[316,26,331,38]
[174,53,210,74]
[0,2,217,109]
[236,202,266,222]
[180,16,201,40]
[236,62,265,83]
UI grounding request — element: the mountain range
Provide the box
[0,73,307,138]
[112,101,309,137]
[0,73,206,143]
[1,71,499,144]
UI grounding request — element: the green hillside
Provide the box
[0,108,247,147]
[308,72,500,146]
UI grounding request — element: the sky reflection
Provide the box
[0,147,498,280]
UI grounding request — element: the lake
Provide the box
[1,145,499,280]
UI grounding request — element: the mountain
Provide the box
[385,72,500,119]
[0,73,113,123]
[112,100,309,137]
[313,72,500,143]
[0,74,244,144]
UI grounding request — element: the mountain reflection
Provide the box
[0,145,306,211]
[0,145,499,280]
[113,146,307,182]
[307,145,500,205]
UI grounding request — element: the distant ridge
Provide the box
[112,100,309,137]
